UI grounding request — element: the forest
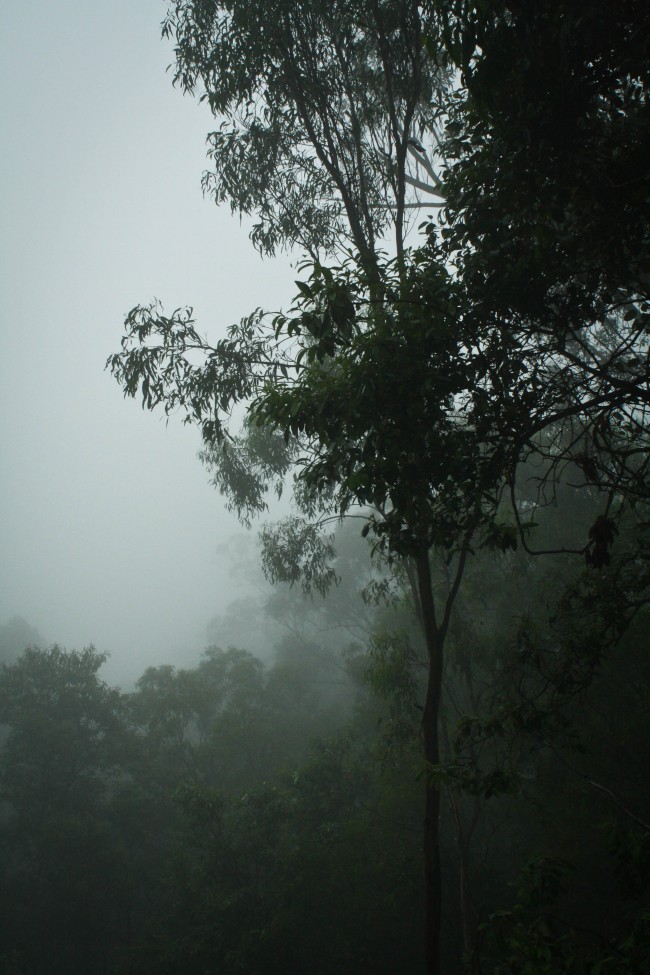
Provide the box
[2,1,650,973]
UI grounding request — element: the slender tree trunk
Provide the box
[443,657,483,969]
[448,787,482,970]
[415,550,444,975]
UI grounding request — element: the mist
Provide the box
[0,1,296,684]
[1,4,648,975]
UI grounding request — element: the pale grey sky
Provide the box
[0,1,296,683]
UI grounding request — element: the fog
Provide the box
[0,1,296,684]
[1,7,648,975]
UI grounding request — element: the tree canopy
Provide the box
[163,0,448,261]
[437,0,650,528]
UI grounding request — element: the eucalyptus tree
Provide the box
[113,5,462,971]
[163,0,447,267]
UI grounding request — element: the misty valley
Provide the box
[2,1,650,973]
[1,505,649,973]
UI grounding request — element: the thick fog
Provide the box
[0,1,296,684]
[1,8,648,975]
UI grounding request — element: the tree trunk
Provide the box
[450,789,482,971]
[416,550,444,975]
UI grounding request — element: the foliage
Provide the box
[482,858,650,975]
[108,246,507,570]
[0,646,129,975]
[126,730,423,975]
[438,0,650,310]
[126,643,345,796]
[435,0,650,535]
[0,560,648,973]
[163,0,447,259]
[0,645,124,816]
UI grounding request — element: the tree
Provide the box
[0,645,124,821]
[127,643,341,797]
[108,2,650,971]
[162,0,448,264]
[438,0,650,306]
[122,690,425,975]
[111,6,463,970]
[109,242,515,975]
[0,646,128,974]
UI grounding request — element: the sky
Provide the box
[0,1,296,684]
